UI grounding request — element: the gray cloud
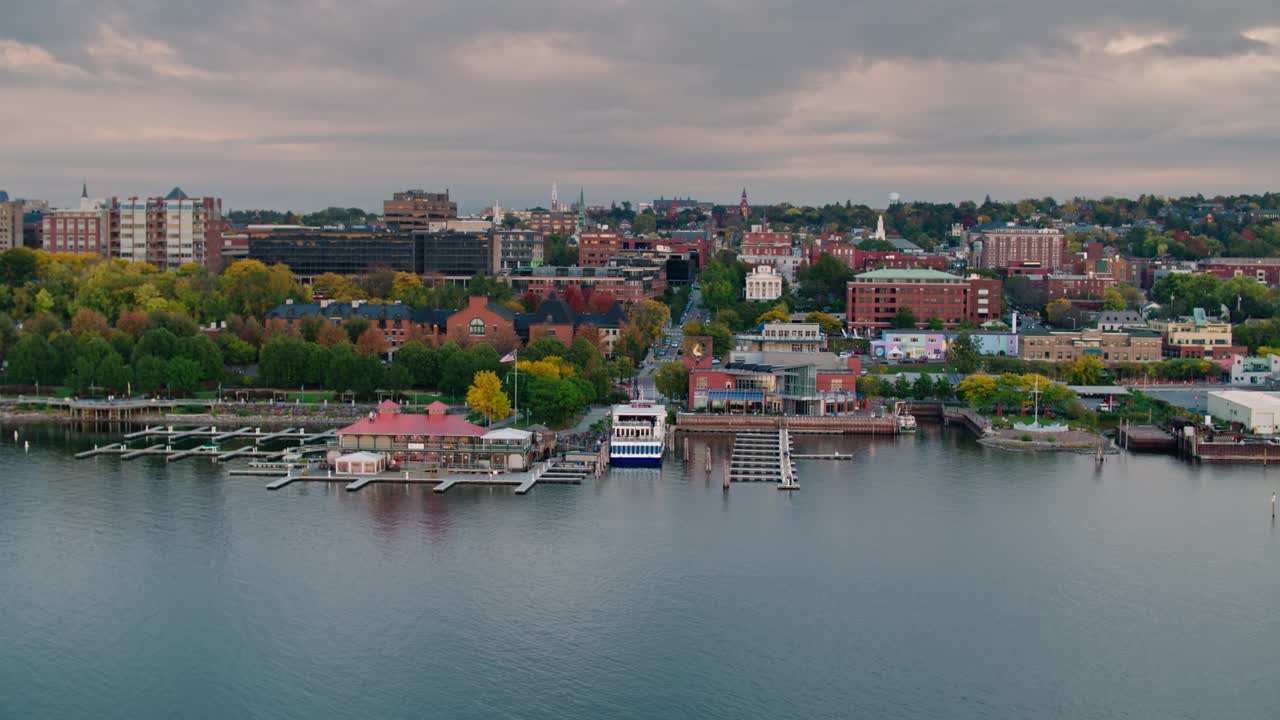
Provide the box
[1,1,1279,211]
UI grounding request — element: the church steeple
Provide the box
[81,179,88,199]
[739,188,750,219]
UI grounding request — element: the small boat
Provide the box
[893,402,917,432]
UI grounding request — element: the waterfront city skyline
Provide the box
[3,1,1280,209]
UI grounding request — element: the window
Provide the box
[469,318,485,336]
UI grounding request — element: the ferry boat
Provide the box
[609,402,666,467]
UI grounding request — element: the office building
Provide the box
[845,269,1001,332]
[383,190,457,232]
[249,230,416,278]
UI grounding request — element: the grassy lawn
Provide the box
[880,362,949,374]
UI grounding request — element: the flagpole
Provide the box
[513,349,518,425]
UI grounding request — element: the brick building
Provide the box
[41,185,119,256]
[383,190,456,232]
[845,269,1002,333]
[508,262,666,303]
[687,351,862,415]
[972,226,1066,271]
[524,211,578,237]
[265,294,629,355]
[577,230,623,267]
[740,231,793,256]
[812,243,951,273]
[1200,258,1280,287]
[1044,273,1117,300]
[1019,328,1162,364]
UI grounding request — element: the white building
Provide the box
[1207,390,1280,434]
[118,187,222,270]
[745,265,784,301]
[1229,354,1280,386]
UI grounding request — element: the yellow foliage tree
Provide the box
[466,370,511,425]
[516,356,575,380]
[756,302,790,325]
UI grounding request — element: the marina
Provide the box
[9,421,1280,719]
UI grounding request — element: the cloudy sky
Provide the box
[2,1,1278,212]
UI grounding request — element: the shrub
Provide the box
[1020,433,1033,442]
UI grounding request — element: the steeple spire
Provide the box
[81,179,88,199]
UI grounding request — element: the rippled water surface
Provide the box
[2,424,1278,719]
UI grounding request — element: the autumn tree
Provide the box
[1065,355,1104,385]
[355,327,389,356]
[804,311,844,335]
[755,302,790,325]
[70,308,111,338]
[315,320,347,348]
[628,300,671,347]
[466,370,511,425]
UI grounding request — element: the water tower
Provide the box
[888,192,901,205]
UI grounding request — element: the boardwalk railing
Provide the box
[676,413,898,435]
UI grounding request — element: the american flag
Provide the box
[501,351,517,363]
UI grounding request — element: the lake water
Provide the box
[2,424,1278,719]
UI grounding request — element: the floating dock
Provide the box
[264,458,592,495]
[727,429,798,488]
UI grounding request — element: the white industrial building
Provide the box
[1207,390,1280,434]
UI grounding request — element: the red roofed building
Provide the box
[335,400,538,470]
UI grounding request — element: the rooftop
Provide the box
[852,268,965,281]
[1209,390,1280,411]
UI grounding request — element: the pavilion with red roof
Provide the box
[336,399,535,470]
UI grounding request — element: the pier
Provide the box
[261,458,593,495]
[676,413,898,435]
[727,429,798,487]
[1117,422,1177,452]
[76,426,338,465]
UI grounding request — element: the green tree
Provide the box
[133,355,169,395]
[6,334,55,384]
[1101,287,1126,311]
[633,209,657,235]
[343,316,371,345]
[177,334,223,381]
[891,307,918,329]
[911,374,935,400]
[392,341,438,389]
[131,328,180,363]
[440,348,476,399]
[654,361,690,403]
[926,315,944,331]
[259,336,310,387]
[946,332,981,373]
[165,357,203,396]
